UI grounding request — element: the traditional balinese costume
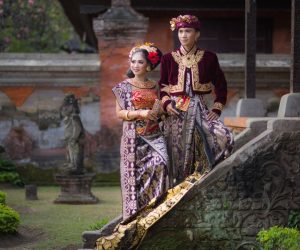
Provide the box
[96,18,234,250]
[160,15,234,185]
[112,44,169,222]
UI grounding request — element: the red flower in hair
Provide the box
[148,52,159,65]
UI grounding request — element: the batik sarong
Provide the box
[112,81,169,221]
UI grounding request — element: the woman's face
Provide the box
[178,27,200,48]
[130,52,148,77]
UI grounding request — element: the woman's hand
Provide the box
[139,110,157,121]
[166,102,179,116]
[207,111,219,121]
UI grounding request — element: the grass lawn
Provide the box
[0,185,121,250]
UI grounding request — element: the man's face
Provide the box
[178,27,200,48]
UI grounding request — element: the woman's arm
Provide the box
[115,101,155,121]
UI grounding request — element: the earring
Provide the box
[146,66,151,72]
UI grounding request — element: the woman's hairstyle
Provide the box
[126,49,149,78]
[126,43,163,78]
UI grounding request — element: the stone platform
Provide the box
[54,173,98,204]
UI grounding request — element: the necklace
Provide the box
[128,78,156,89]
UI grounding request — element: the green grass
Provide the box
[1,186,121,249]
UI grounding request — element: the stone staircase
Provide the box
[83,118,300,249]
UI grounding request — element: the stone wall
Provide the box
[0,53,110,176]
[138,119,300,249]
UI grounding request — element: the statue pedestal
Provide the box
[54,173,99,204]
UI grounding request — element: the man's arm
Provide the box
[211,53,227,116]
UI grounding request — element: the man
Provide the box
[159,15,234,186]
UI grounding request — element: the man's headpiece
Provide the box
[170,15,201,31]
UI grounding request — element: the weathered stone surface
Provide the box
[236,98,266,117]
[3,126,34,160]
[278,93,300,117]
[25,184,38,200]
[54,173,98,204]
[291,0,300,93]
[232,118,269,151]
[138,119,300,249]
[245,0,257,98]
[82,215,122,249]
[0,53,100,87]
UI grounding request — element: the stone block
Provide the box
[278,93,300,117]
[82,215,122,248]
[25,184,38,200]
[236,98,266,117]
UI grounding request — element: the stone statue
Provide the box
[60,93,85,174]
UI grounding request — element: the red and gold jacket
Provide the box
[159,46,227,115]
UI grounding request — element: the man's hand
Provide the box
[147,110,158,121]
[166,103,179,116]
[207,111,219,121]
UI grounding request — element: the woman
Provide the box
[112,43,169,222]
[159,15,234,185]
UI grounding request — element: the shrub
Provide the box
[0,157,24,186]
[0,158,15,171]
[0,172,23,186]
[0,191,6,205]
[0,204,20,234]
[288,211,300,230]
[0,0,75,52]
[257,226,300,250]
[89,218,109,231]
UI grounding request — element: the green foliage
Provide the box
[288,211,300,230]
[0,157,23,186]
[0,158,15,171]
[0,204,20,234]
[0,0,75,52]
[89,218,109,231]
[1,186,120,249]
[257,226,300,250]
[17,164,57,185]
[0,191,6,205]
[0,172,23,186]
[94,171,120,186]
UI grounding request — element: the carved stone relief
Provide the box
[139,131,300,249]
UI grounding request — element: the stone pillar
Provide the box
[236,0,266,117]
[245,0,256,99]
[290,0,300,93]
[91,0,148,172]
[93,0,148,129]
[278,0,300,117]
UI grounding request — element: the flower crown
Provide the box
[170,15,201,31]
[129,42,162,69]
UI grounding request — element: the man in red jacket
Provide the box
[159,15,234,186]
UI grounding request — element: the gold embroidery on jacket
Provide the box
[171,50,211,93]
[212,102,224,111]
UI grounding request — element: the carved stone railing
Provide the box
[82,118,300,249]
[138,118,300,249]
